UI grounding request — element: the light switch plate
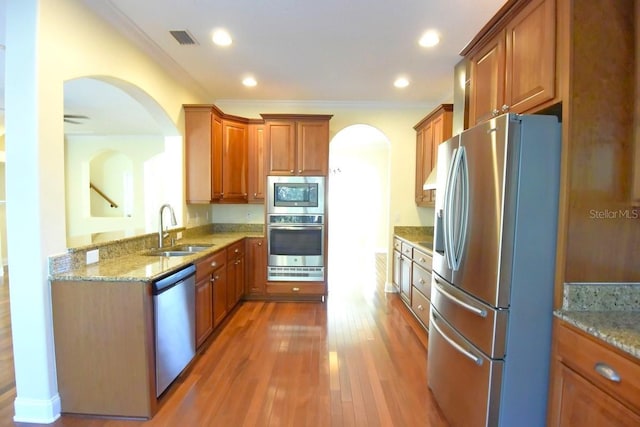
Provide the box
[86,249,99,265]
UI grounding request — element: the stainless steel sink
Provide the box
[144,244,214,257]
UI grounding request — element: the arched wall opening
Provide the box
[63,76,184,247]
[328,124,391,293]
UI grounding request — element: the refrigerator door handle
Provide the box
[431,311,483,366]
[443,148,459,269]
[433,278,487,318]
[451,146,469,271]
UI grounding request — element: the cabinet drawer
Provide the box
[196,250,226,281]
[400,242,413,258]
[226,240,245,260]
[411,287,430,328]
[412,263,431,297]
[266,283,325,296]
[393,238,402,252]
[555,320,640,413]
[413,248,432,271]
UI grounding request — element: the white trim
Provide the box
[13,395,61,424]
[384,281,397,293]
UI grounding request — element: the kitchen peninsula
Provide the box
[49,224,263,418]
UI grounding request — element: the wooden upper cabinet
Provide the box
[469,33,505,125]
[247,122,265,203]
[221,119,248,203]
[414,104,453,207]
[265,121,297,175]
[465,0,557,126]
[505,0,556,112]
[185,106,214,203]
[184,105,250,204]
[262,114,333,176]
[296,121,330,175]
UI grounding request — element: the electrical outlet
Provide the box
[86,249,99,265]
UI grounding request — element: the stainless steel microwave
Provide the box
[267,176,325,214]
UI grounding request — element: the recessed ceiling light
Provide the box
[394,77,410,88]
[212,29,232,46]
[419,31,440,48]
[242,77,257,87]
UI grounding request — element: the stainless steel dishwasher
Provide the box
[152,264,196,397]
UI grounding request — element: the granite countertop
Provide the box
[50,229,263,283]
[393,226,434,253]
[555,283,640,359]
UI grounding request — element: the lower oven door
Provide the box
[268,225,324,266]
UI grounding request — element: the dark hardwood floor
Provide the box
[2,254,447,427]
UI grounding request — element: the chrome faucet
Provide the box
[158,204,177,248]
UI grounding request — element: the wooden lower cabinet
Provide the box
[212,265,228,327]
[548,319,640,426]
[195,250,227,346]
[194,277,213,348]
[226,240,245,310]
[51,280,157,418]
[246,237,266,296]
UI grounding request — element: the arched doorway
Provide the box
[327,124,390,294]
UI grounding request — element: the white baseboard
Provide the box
[384,281,398,293]
[13,395,61,424]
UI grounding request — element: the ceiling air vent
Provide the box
[170,30,198,45]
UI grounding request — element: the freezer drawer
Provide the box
[431,273,508,359]
[428,308,503,427]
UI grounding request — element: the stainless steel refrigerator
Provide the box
[427,113,561,427]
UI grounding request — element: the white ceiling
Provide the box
[1,0,508,135]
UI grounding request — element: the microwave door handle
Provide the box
[270,226,323,231]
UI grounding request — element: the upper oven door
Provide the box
[267,176,325,214]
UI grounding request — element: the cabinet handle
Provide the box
[594,362,621,382]
[417,304,424,311]
[292,287,300,292]
[501,104,510,113]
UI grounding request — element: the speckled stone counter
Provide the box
[393,226,434,253]
[50,224,264,283]
[555,283,640,359]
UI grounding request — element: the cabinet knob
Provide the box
[211,261,217,267]
[419,279,425,284]
[292,287,300,292]
[235,248,239,253]
[501,104,510,113]
[290,169,294,173]
[417,304,424,311]
[253,192,257,197]
[298,169,302,174]
[258,242,262,246]
[491,109,500,117]
[419,258,426,263]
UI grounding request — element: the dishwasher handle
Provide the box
[153,264,196,294]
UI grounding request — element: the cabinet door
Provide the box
[234,256,245,304]
[414,123,432,206]
[185,107,213,203]
[212,266,227,327]
[296,121,329,176]
[505,0,556,113]
[195,277,213,348]
[246,238,266,295]
[469,31,505,126]
[248,124,265,203]
[392,250,402,291]
[266,121,296,175]
[211,114,224,201]
[221,120,248,202]
[551,364,640,427]
[400,255,412,304]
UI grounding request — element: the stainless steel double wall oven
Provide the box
[266,176,325,282]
